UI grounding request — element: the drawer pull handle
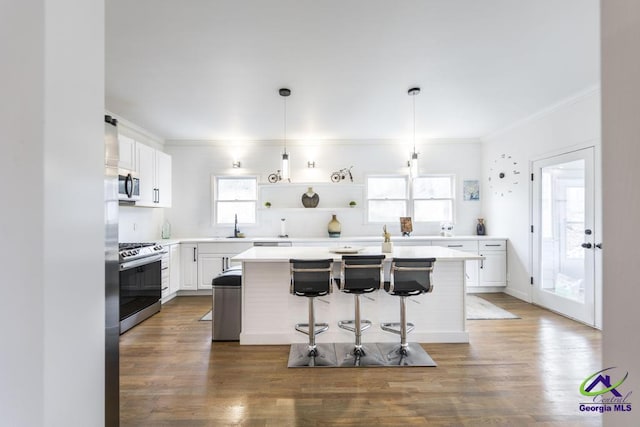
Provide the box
[484,244,502,247]
[447,245,463,248]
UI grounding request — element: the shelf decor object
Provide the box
[328,214,341,237]
[476,218,486,236]
[400,216,413,237]
[301,187,319,208]
[381,225,393,253]
[408,87,420,179]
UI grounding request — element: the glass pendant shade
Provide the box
[408,87,421,180]
[410,151,419,178]
[281,152,290,180]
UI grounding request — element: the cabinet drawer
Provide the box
[431,240,478,252]
[198,242,252,254]
[479,240,506,251]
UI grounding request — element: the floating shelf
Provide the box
[259,207,361,212]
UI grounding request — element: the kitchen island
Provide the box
[232,246,482,345]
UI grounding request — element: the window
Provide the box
[413,175,455,223]
[213,176,257,224]
[366,176,408,222]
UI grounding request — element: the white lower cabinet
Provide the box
[176,242,251,291]
[197,242,251,290]
[180,244,198,290]
[478,240,507,287]
[161,250,170,297]
[431,240,479,288]
[431,239,506,290]
[197,254,225,290]
[169,244,181,294]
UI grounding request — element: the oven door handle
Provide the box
[120,254,163,271]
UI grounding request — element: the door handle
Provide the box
[595,243,602,249]
[581,243,593,249]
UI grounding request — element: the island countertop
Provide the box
[236,245,473,345]
[232,245,484,263]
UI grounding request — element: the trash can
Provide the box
[211,265,242,341]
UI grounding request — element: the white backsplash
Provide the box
[118,205,165,242]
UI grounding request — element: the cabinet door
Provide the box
[180,244,198,290]
[169,244,181,294]
[155,151,172,207]
[197,254,225,290]
[136,142,156,206]
[465,259,479,287]
[118,134,136,171]
[479,251,507,286]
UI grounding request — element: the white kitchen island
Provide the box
[232,246,483,345]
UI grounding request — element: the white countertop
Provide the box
[232,245,484,262]
[167,235,506,244]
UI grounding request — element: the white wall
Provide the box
[0,1,104,426]
[481,89,601,301]
[165,140,483,238]
[602,1,640,425]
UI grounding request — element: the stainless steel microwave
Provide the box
[118,171,140,201]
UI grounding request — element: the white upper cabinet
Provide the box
[155,150,172,207]
[136,142,172,208]
[118,134,136,171]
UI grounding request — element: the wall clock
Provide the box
[488,153,521,196]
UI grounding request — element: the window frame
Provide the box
[411,174,456,224]
[212,175,258,225]
[365,174,409,224]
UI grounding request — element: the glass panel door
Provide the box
[532,147,595,325]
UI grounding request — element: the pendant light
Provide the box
[279,88,291,181]
[408,87,420,179]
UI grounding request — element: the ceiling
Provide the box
[106,0,599,142]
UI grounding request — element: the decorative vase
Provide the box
[382,242,393,253]
[301,187,319,208]
[328,214,341,237]
[161,220,171,239]
[476,218,486,236]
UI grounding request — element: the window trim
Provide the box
[411,174,456,224]
[365,174,409,224]
[212,175,258,225]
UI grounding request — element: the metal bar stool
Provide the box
[335,255,386,366]
[287,259,338,367]
[379,257,436,366]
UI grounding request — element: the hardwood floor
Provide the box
[120,294,602,426]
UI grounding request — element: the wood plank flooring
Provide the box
[119,294,602,426]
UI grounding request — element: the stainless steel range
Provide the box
[118,242,166,333]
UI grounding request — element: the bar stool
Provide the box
[380,257,436,366]
[335,255,386,366]
[287,259,338,367]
